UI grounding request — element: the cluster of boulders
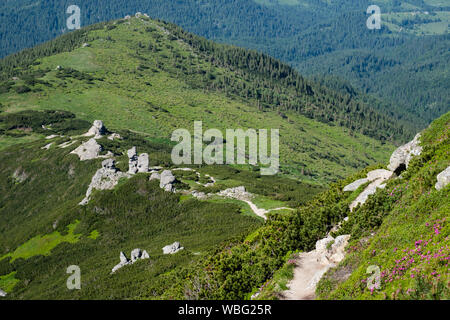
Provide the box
[127,147,150,174]
[217,186,252,201]
[79,159,130,205]
[111,249,150,273]
[163,242,184,254]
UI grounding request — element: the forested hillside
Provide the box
[0,0,448,128]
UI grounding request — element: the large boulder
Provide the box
[137,153,149,173]
[0,289,6,297]
[127,147,138,174]
[388,133,422,174]
[163,241,184,254]
[160,170,176,192]
[435,166,450,190]
[71,138,103,161]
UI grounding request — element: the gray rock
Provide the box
[350,178,387,212]
[141,250,150,259]
[119,251,129,264]
[343,178,369,192]
[79,159,130,205]
[137,153,149,173]
[217,186,252,201]
[131,249,142,262]
[388,133,422,173]
[160,170,176,192]
[0,289,6,297]
[163,242,184,254]
[71,138,103,161]
[435,166,450,190]
[84,120,107,139]
[128,147,138,174]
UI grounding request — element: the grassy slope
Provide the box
[316,112,450,299]
[0,17,394,184]
[0,120,325,298]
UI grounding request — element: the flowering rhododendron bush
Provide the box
[316,112,449,300]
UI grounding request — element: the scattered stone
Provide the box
[58,140,78,148]
[137,153,149,173]
[71,138,103,161]
[343,178,369,192]
[387,133,422,174]
[41,142,53,150]
[79,159,130,205]
[435,166,450,190]
[163,242,184,254]
[84,120,107,139]
[160,170,176,192]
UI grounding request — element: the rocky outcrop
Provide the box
[387,133,422,174]
[111,249,150,273]
[79,159,130,205]
[71,138,104,161]
[160,170,176,192]
[435,166,450,190]
[84,120,107,139]
[163,242,184,254]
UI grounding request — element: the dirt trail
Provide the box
[282,251,330,300]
